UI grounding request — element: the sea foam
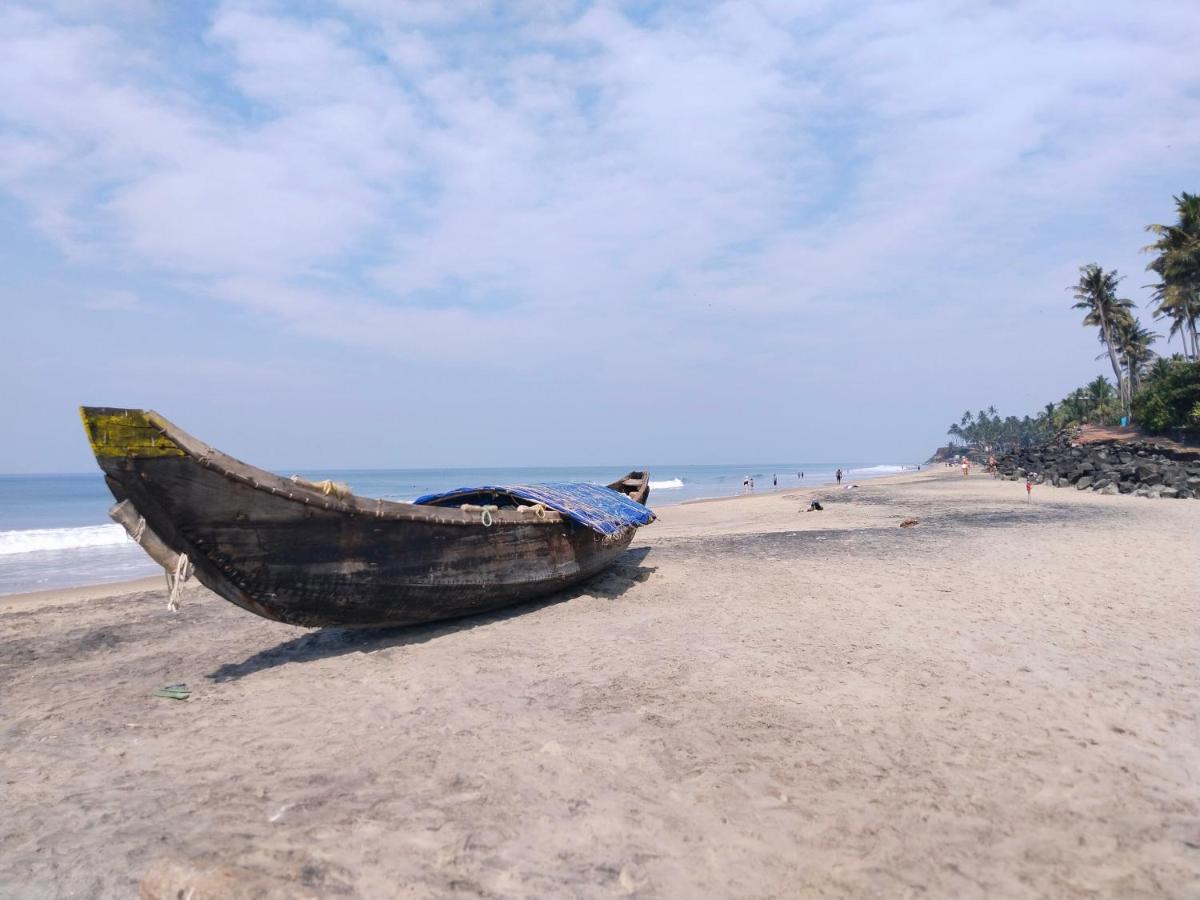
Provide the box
[649,478,684,490]
[0,524,131,556]
[849,465,908,474]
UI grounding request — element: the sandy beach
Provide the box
[2,468,1198,897]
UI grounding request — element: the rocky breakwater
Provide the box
[996,432,1200,499]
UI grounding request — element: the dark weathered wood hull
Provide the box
[81,408,651,628]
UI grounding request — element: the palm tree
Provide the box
[947,410,972,448]
[947,406,1053,451]
[1144,193,1200,360]
[1112,317,1158,397]
[973,409,989,448]
[1058,388,1091,426]
[1146,356,1174,383]
[1020,415,1036,446]
[1001,415,1021,449]
[1071,264,1135,416]
[1035,403,1057,440]
[1085,375,1118,423]
[1153,283,1199,358]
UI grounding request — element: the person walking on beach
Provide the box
[835,468,843,485]
[773,474,777,488]
[961,457,970,477]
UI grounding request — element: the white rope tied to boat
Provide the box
[459,504,499,527]
[165,553,193,611]
[131,516,146,544]
[518,503,547,520]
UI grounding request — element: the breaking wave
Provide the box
[649,478,684,490]
[849,465,909,474]
[0,524,130,557]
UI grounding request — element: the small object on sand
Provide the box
[899,518,919,528]
[805,500,824,512]
[153,683,191,700]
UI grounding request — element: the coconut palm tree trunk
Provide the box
[1097,308,1129,417]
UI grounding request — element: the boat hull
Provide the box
[83,408,649,628]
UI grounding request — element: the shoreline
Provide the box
[676,463,937,506]
[0,575,165,613]
[0,467,928,602]
[2,464,1197,895]
[0,461,1135,607]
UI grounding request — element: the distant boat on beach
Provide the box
[79,407,654,628]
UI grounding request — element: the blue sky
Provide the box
[1,0,1197,473]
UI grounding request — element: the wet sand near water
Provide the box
[1,468,1197,897]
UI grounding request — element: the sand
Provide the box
[1,469,1198,897]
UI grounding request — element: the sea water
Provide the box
[0,463,916,595]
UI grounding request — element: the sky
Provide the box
[1,0,1198,473]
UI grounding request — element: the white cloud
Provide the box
[0,0,1197,370]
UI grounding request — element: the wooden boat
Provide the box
[79,407,653,628]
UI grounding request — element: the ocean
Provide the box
[0,463,916,596]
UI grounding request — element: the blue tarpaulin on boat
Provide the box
[413,482,655,536]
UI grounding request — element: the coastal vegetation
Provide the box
[1131,356,1200,433]
[1145,192,1200,360]
[1071,263,1136,416]
[947,192,1200,452]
